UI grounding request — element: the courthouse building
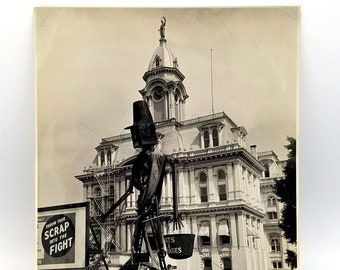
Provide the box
[75,23,291,270]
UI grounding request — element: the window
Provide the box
[109,185,114,195]
[199,172,208,202]
[272,261,282,268]
[203,130,209,148]
[218,220,230,245]
[94,186,101,197]
[201,236,211,246]
[264,164,270,177]
[155,55,161,67]
[270,238,281,252]
[204,259,212,270]
[199,221,211,246]
[217,170,227,201]
[107,150,111,164]
[222,258,232,270]
[267,211,278,219]
[267,196,277,206]
[212,127,219,146]
[100,151,105,166]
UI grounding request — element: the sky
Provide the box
[36,7,298,207]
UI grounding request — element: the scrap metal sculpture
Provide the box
[101,100,182,270]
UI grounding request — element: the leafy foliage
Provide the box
[275,137,296,244]
[286,249,297,270]
[275,137,297,268]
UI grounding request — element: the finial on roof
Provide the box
[159,16,167,42]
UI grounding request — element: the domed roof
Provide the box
[148,40,179,71]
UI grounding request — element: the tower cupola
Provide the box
[139,17,188,123]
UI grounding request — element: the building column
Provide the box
[169,91,175,119]
[210,215,220,270]
[97,152,101,167]
[189,169,197,204]
[177,169,185,205]
[126,223,131,252]
[227,164,234,200]
[210,215,217,248]
[121,222,126,252]
[183,170,190,204]
[208,128,213,148]
[167,171,173,205]
[230,214,238,249]
[200,131,204,148]
[233,163,243,200]
[208,167,216,202]
[104,149,107,166]
[182,100,186,121]
[161,172,167,205]
[164,92,169,120]
[191,216,198,249]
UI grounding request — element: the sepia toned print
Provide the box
[36,7,298,270]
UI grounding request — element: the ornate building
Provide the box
[75,20,291,270]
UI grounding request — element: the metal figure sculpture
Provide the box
[101,100,182,270]
[159,16,166,40]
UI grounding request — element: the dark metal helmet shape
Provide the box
[125,100,158,148]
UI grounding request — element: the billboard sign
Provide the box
[37,202,89,269]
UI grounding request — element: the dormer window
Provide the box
[203,130,209,148]
[212,127,219,146]
[154,55,161,67]
[199,123,223,149]
[100,151,105,166]
[264,164,270,177]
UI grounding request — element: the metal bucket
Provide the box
[163,234,195,260]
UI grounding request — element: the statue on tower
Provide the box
[159,16,166,40]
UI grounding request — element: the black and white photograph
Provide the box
[36,7,298,270]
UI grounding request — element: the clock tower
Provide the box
[139,17,188,123]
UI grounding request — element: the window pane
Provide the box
[201,236,211,246]
[220,235,230,244]
[200,172,207,183]
[204,130,209,148]
[100,151,105,166]
[218,170,225,179]
[212,128,219,146]
[219,185,227,201]
[223,258,232,270]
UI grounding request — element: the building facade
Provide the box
[75,25,291,270]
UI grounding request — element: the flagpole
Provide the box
[210,48,214,115]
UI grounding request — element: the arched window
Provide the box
[199,172,208,202]
[100,151,105,166]
[264,164,270,177]
[267,196,276,206]
[107,150,112,165]
[222,258,232,270]
[212,127,219,146]
[270,238,281,252]
[203,130,209,148]
[217,170,227,201]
